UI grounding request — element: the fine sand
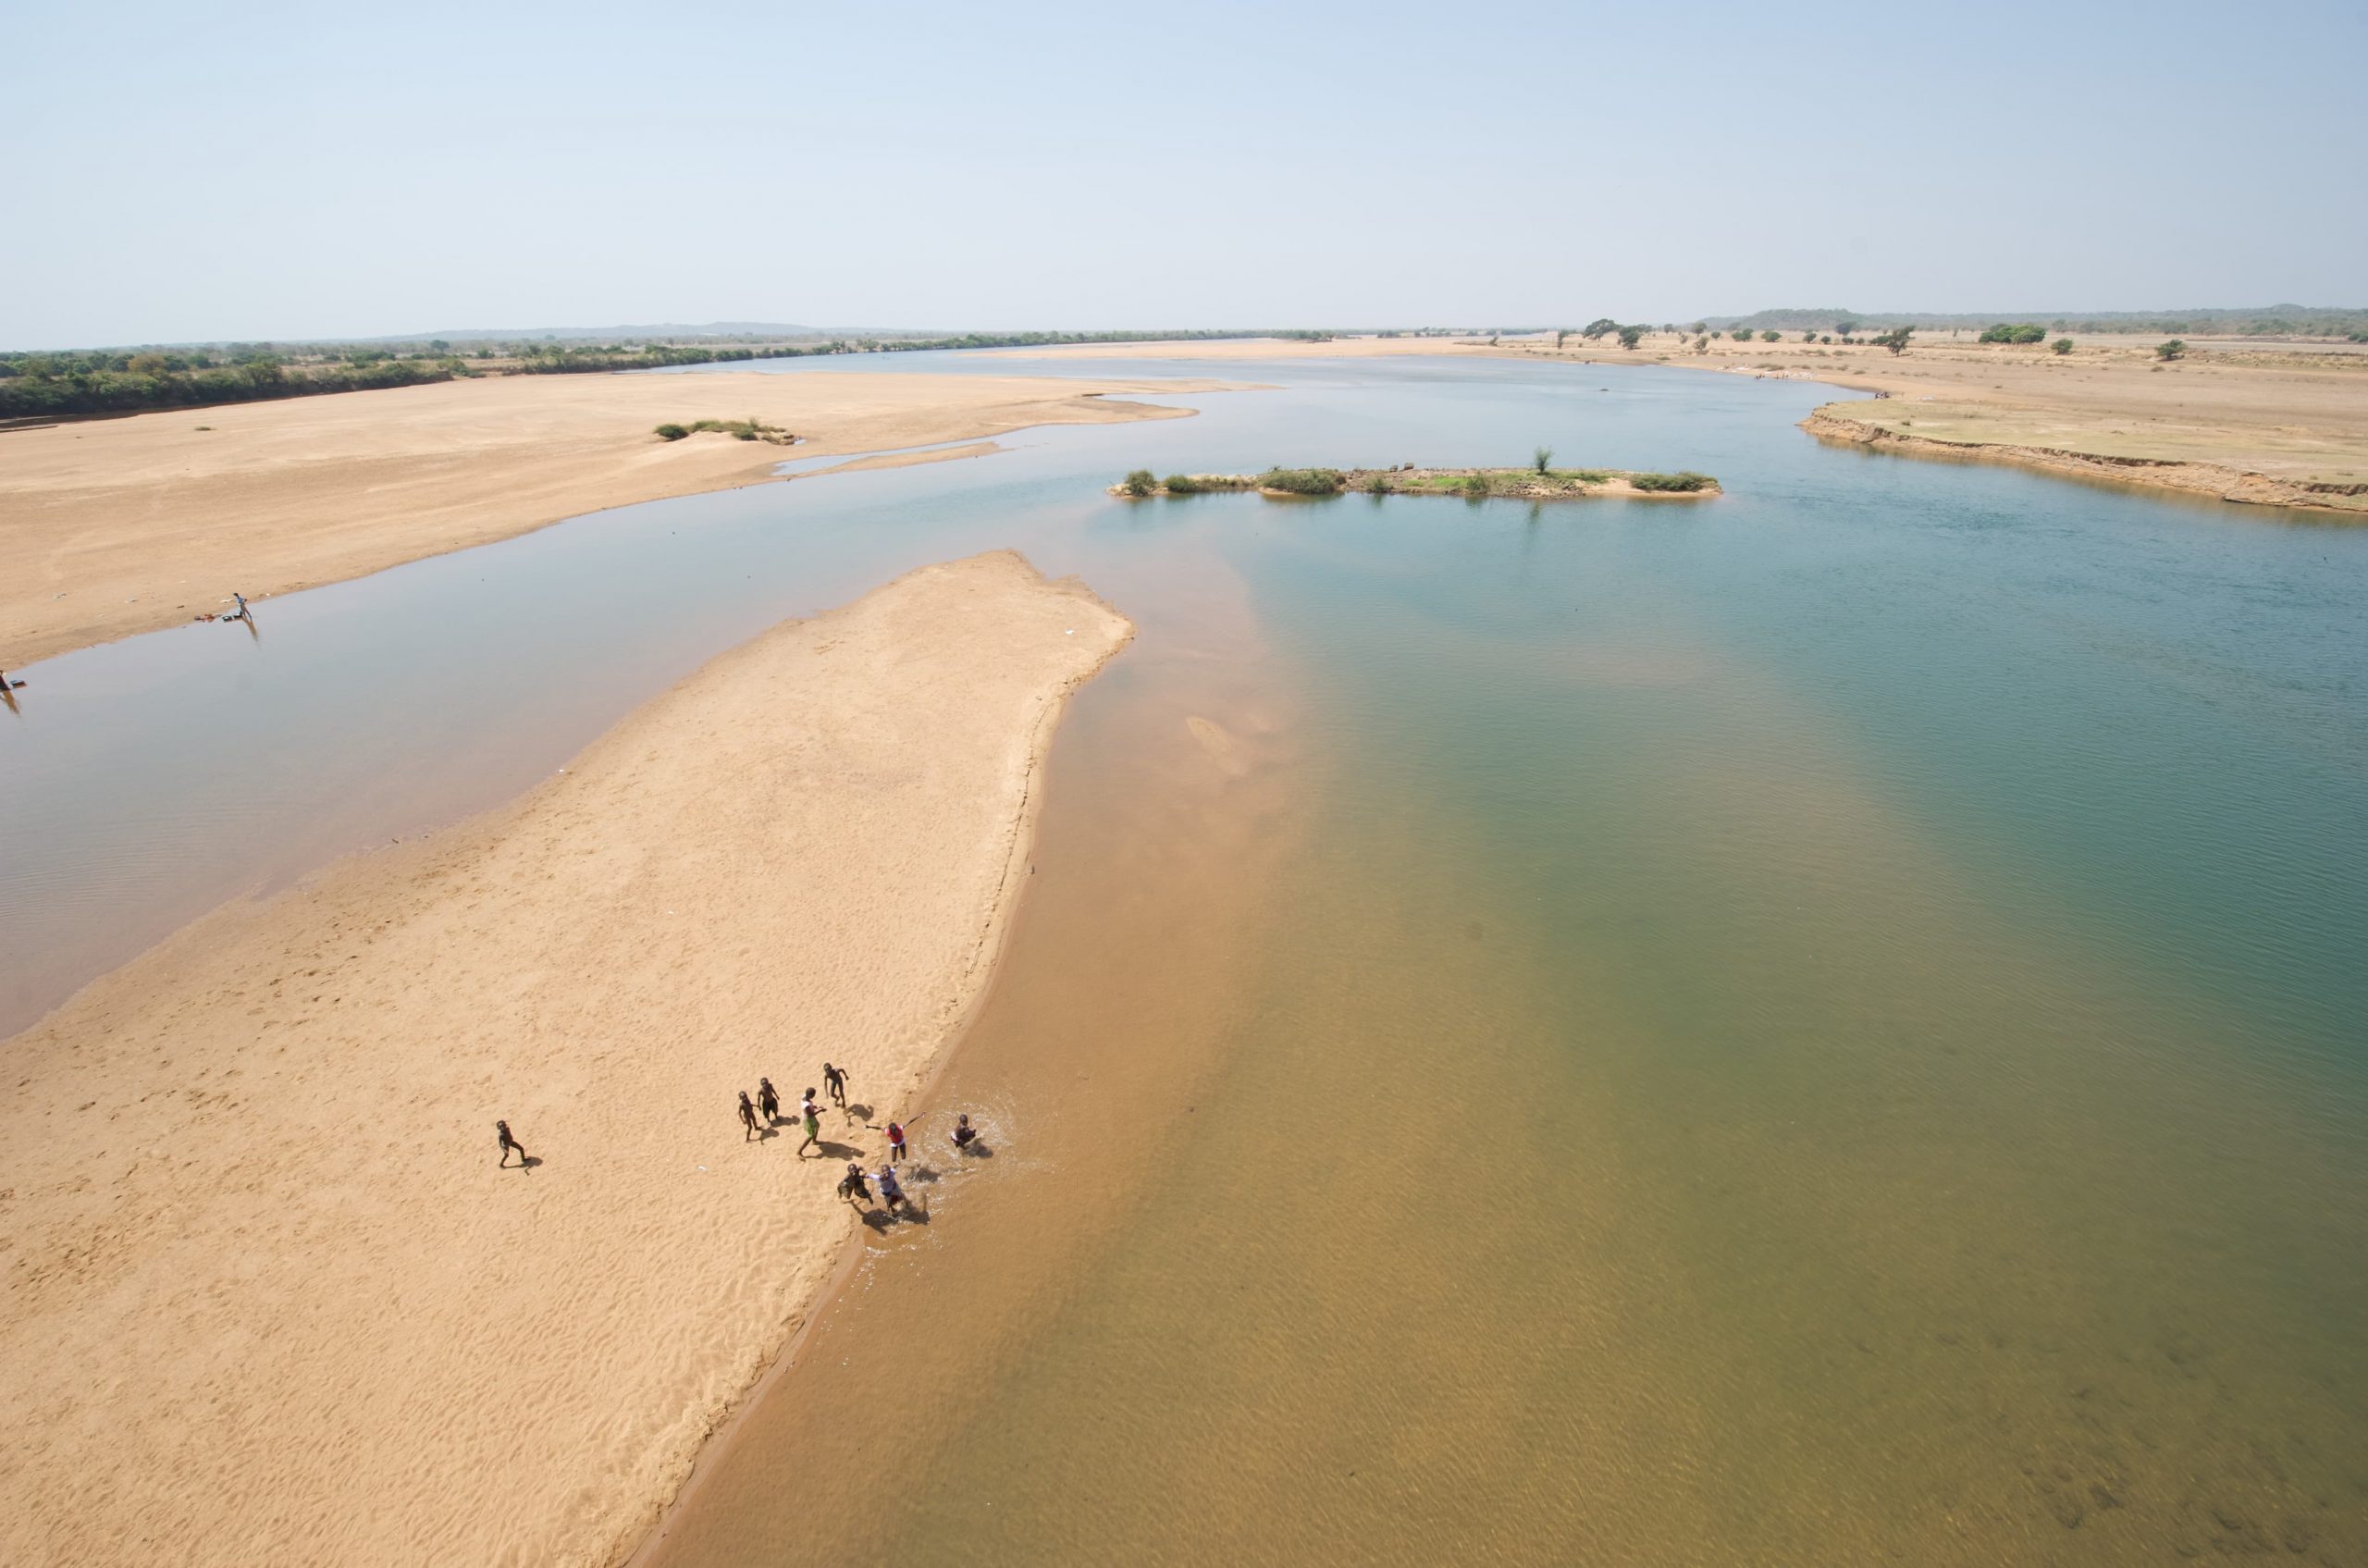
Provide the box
[992,333,2368,514]
[0,368,1216,667]
[0,550,1131,1566]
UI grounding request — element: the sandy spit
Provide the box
[0,549,1131,1566]
[1798,410,2364,512]
[0,368,1218,666]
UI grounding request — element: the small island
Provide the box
[1111,458,1720,501]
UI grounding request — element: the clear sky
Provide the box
[6,0,2362,348]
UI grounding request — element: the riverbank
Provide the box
[992,333,2368,517]
[0,550,1131,1566]
[0,368,1216,667]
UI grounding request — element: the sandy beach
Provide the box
[992,333,2368,514]
[0,368,1215,667]
[0,550,1130,1566]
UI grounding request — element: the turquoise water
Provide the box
[8,355,2365,1561]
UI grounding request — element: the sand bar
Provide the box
[993,333,2368,514]
[0,367,1215,666]
[0,549,1130,1565]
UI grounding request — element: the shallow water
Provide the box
[8,354,2367,1562]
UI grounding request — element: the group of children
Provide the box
[494,1059,983,1227]
[735,1060,984,1221]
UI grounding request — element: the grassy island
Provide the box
[1114,463,1720,500]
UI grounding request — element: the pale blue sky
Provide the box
[6,0,2362,348]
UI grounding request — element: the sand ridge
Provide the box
[0,549,1132,1566]
[0,367,1221,667]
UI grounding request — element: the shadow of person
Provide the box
[240,612,261,643]
[858,1208,895,1233]
[957,1142,994,1158]
[519,1155,543,1171]
[817,1140,862,1160]
[756,1125,778,1141]
[905,1165,943,1186]
[845,1103,875,1124]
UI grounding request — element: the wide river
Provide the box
[8,353,2366,1563]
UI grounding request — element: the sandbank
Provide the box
[0,549,1131,1565]
[991,333,2368,516]
[0,368,1218,666]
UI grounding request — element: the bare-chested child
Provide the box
[838,1162,872,1206]
[758,1078,781,1124]
[822,1061,848,1107]
[737,1091,761,1141]
[497,1119,527,1167]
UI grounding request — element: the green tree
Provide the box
[1581,317,1619,340]
[1617,326,1644,350]
[1874,326,1914,355]
[1533,446,1553,475]
[1122,469,1156,496]
[2052,338,2074,355]
[2157,339,2187,360]
[1835,318,1859,336]
[1760,329,1781,342]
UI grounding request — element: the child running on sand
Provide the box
[497,1120,528,1167]
[797,1092,822,1156]
[822,1061,847,1107]
[738,1091,761,1141]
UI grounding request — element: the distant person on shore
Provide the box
[875,1163,913,1216]
[738,1091,762,1141]
[952,1114,979,1153]
[885,1120,907,1164]
[229,591,251,623]
[822,1061,848,1107]
[796,1091,823,1156]
[838,1162,872,1207]
[758,1078,781,1125]
[497,1119,528,1167]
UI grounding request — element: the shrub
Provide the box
[1122,469,1156,497]
[1258,467,1344,495]
[1760,329,1782,342]
[2157,339,2187,361]
[654,423,689,440]
[1875,326,1914,355]
[2052,338,2074,355]
[1162,474,1202,494]
[1835,318,1859,336]
[1533,446,1553,475]
[1462,473,1492,499]
[1617,326,1644,350]
[1364,470,1392,494]
[1630,471,1716,492]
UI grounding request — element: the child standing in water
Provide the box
[875,1163,911,1216]
[885,1120,907,1164]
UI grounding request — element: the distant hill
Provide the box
[1708,305,2368,336]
